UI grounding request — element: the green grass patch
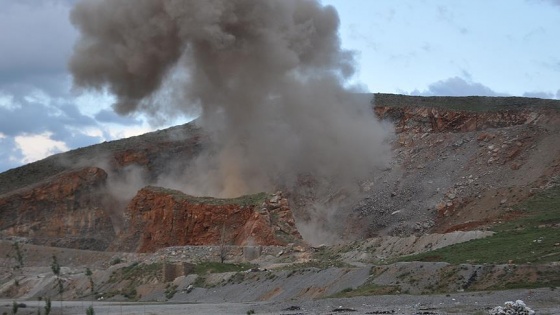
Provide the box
[397,184,560,264]
[277,247,349,270]
[147,186,268,206]
[164,283,178,300]
[191,262,255,288]
[281,259,349,270]
[491,279,560,291]
[109,261,163,283]
[374,93,560,112]
[105,262,162,300]
[194,262,255,275]
[328,283,399,298]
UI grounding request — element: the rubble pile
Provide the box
[489,300,535,315]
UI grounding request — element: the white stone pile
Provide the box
[489,300,535,315]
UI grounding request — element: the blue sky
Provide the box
[0,0,559,172]
[324,0,560,97]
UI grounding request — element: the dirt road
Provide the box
[2,288,559,315]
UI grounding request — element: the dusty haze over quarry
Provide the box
[68,0,392,201]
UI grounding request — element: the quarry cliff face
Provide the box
[112,187,302,252]
[1,94,559,251]
[0,167,115,250]
[0,175,302,252]
[363,96,560,237]
[0,121,303,252]
[374,106,547,133]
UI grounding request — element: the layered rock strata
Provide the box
[0,167,114,250]
[112,187,302,252]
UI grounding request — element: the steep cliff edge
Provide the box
[112,187,302,252]
[373,93,559,133]
[0,169,303,252]
[374,105,547,133]
[0,167,115,250]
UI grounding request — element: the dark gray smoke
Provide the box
[69,0,393,243]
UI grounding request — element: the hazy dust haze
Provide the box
[69,0,393,244]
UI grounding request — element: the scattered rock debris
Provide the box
[489,300,535,315]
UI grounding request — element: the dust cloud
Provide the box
[69,0,393,244]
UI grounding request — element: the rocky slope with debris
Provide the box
[355,94,560,238]
[0,94,559,314]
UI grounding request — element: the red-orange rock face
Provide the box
[112,187,302,253]
[113,149,150,167]
[374,106,546,133]
[0,167,115,250]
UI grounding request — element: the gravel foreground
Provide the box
[2,288,559,315]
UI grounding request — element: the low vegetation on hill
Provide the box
[149,186,268,206]
[398,182,560,265]
[374,93,560,112]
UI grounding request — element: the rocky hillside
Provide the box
[1,94,560,314]
[1,94,559,251]
[354,93,560,238]
[0,123,305,251]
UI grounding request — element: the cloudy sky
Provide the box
[0,0,559,172]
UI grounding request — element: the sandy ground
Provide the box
[2,288,559,315]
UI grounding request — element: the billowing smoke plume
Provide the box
[69,0,392,243]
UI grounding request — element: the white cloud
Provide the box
[0,92,15,109]
[23,89,52,107]
[540,0,560,7]
[81,127,104,139]
[410,76,506,97]
[14,132,69,164]
[522,91,555,99]
[104,125,154,140]
[73,88,116,117]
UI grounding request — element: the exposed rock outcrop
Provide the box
[0,167,115,250]
[374,106,547,133]
[0,165,303,252]
[112,187,302,252]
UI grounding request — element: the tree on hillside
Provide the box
[12,300,18,314]
[44,297,51,315]
[7,242,25,314]
[8,242,25,286]
[50,255,63,315]
[85,267,95,314]
[85,268,94,297]
[220,223,228,264]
